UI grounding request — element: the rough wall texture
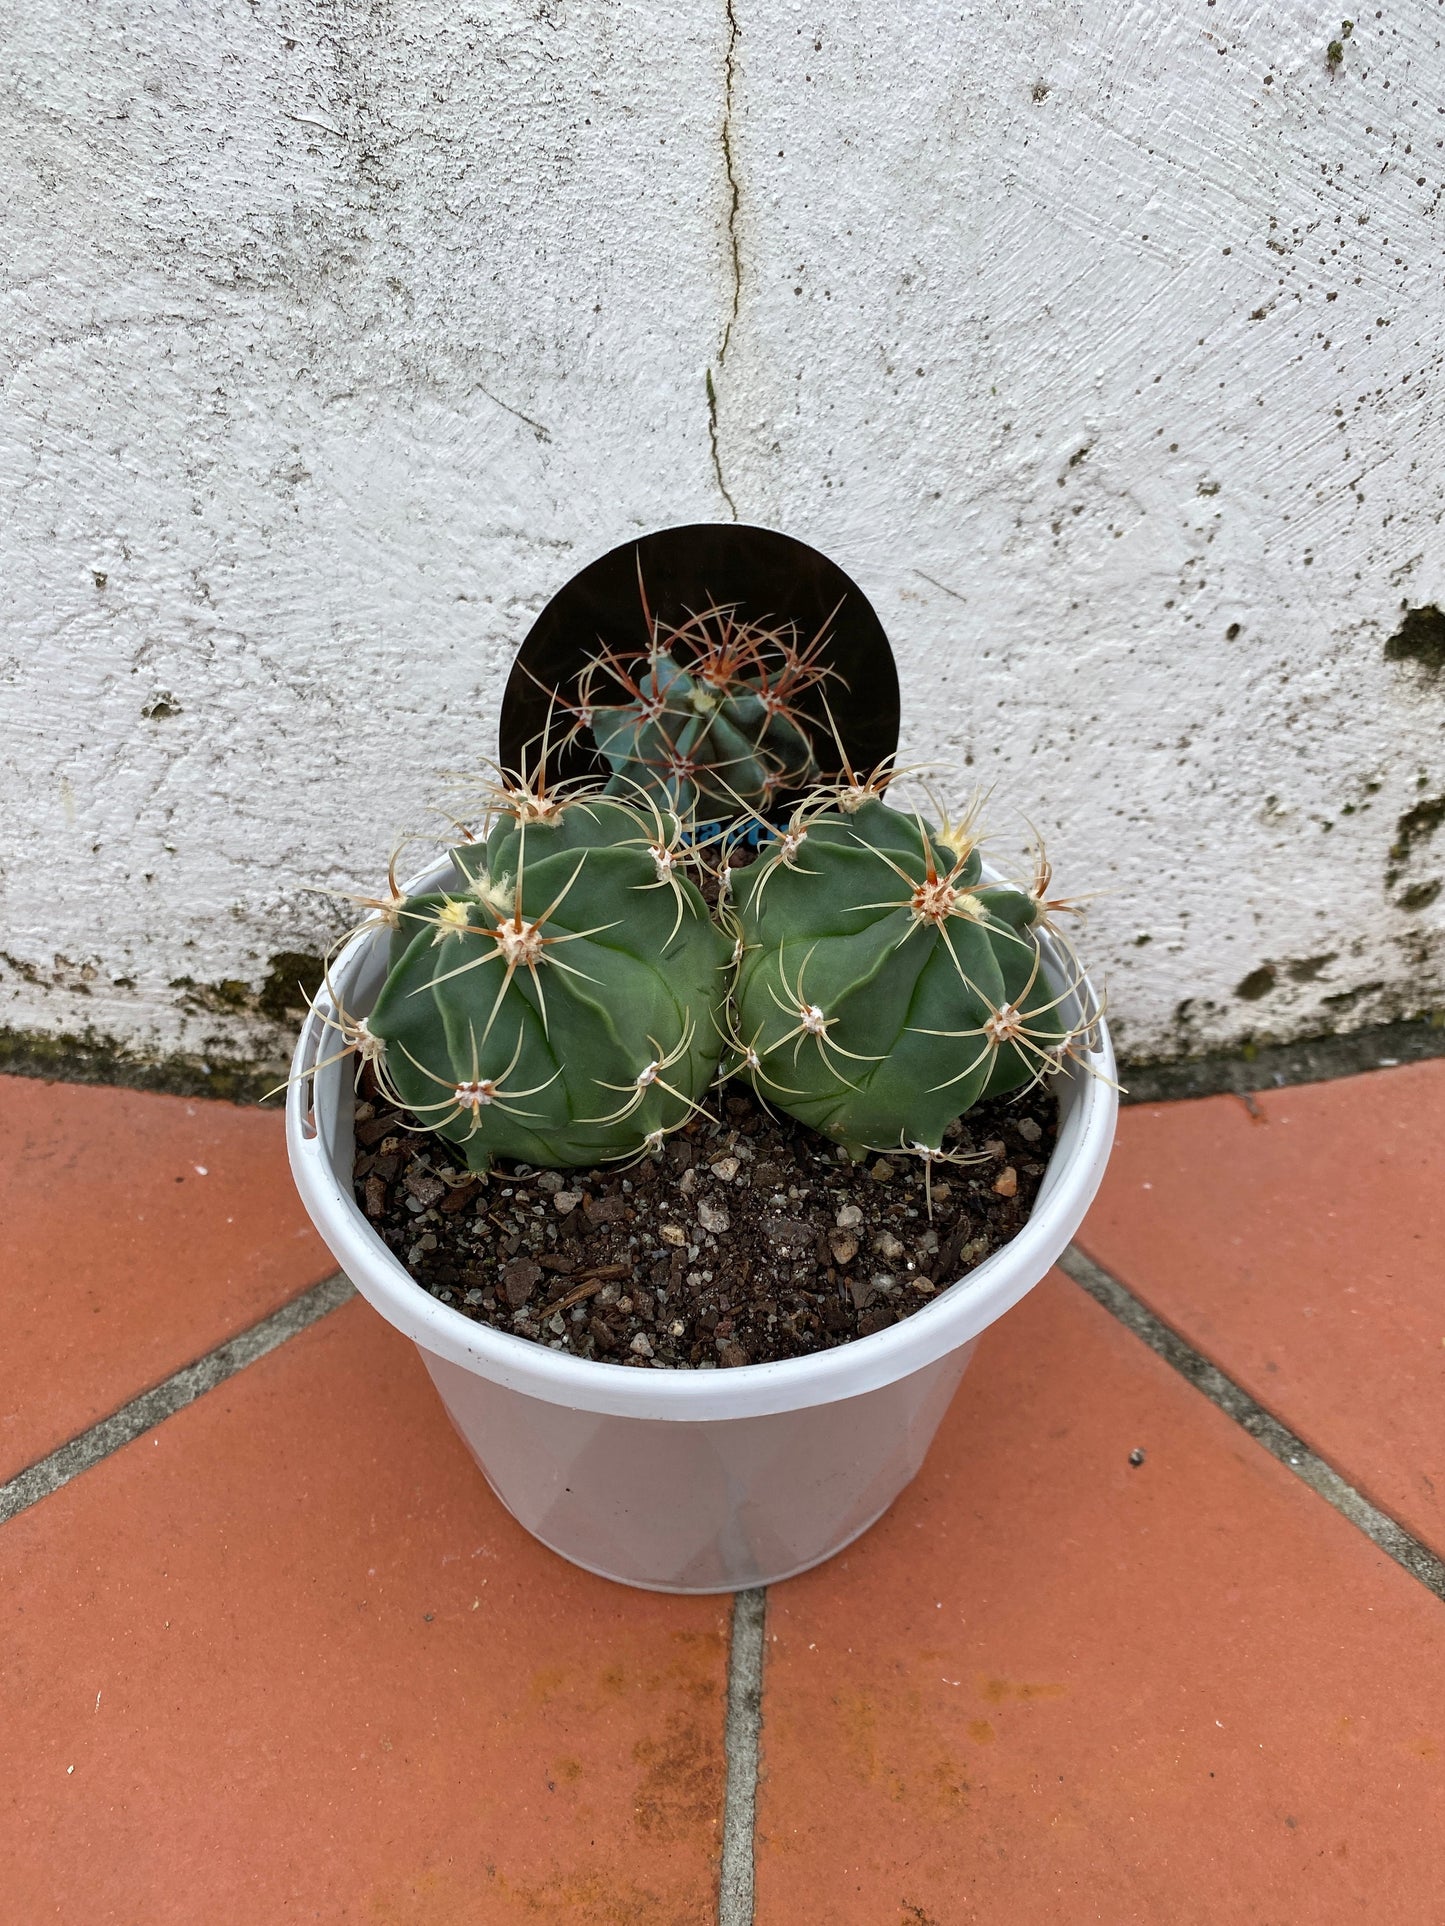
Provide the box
[2,0,1442,1083]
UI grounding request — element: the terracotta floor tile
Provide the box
[1077,1061,1445,1553]
[754,1275,1445,1925]
[1,1298,729,1923]
[0,1075,333,1480]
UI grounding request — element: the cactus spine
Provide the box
[724,789,1085,1156]
[360,790,731,1171]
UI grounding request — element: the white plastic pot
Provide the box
[286,855,1117,1593]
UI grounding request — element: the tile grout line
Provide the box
[719,1586,767,1926]
[1059,1244,1445,1603]
[0,1272,355,1526]
[18,1232,1438,1926]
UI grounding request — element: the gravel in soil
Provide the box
[351,1068,1057,1370]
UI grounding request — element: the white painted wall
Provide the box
[2,0,1442,1078]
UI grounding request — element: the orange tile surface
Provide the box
[0,1075,334,1481]
[1077,1061,1445,1554]
[754,1276,1445,1925]
[1,1298,729,1924]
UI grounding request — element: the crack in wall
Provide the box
[717,0,743,364]
[708,0,742,520]
[706,368,736,519]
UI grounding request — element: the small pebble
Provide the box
[660,1223,687,1247]
[500,1259,543,1309]
[710,1156,740,1182]
[764,1217,814,1258]
[993,1166,1019,1198]
[553,1190,582,1215]
[1017,1116,1043,1144]
[697,1199,731,1234]
[1129,1447,1146,1468]
[835,1203,864,1230]
[828,1229,859,1266]
[873,1230,905,1261]
[630,1333,654,1358]
[870,1159,895,1183]
[584,1193,628,1225]
[536,1169,565,1193]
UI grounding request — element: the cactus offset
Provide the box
[725,789,1091,1157]
[358,790,731,1171]
[570,596,831,819]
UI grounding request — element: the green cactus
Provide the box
[724,788,1085,1157]
[358,790,731,1172]
[572,602,826,819]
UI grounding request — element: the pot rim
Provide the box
[286,852,1118,1421]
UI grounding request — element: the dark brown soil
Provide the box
[351,1064,1058,1370]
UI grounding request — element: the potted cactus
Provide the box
[286,526,1116,1592]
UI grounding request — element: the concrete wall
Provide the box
[3,0,1442,1084]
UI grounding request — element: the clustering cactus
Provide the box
[568,599,829,819]
[294,526,1105,1206]
[306,767,1095,1180]
[347,787,731,1172]
[721,784,1089,1158]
